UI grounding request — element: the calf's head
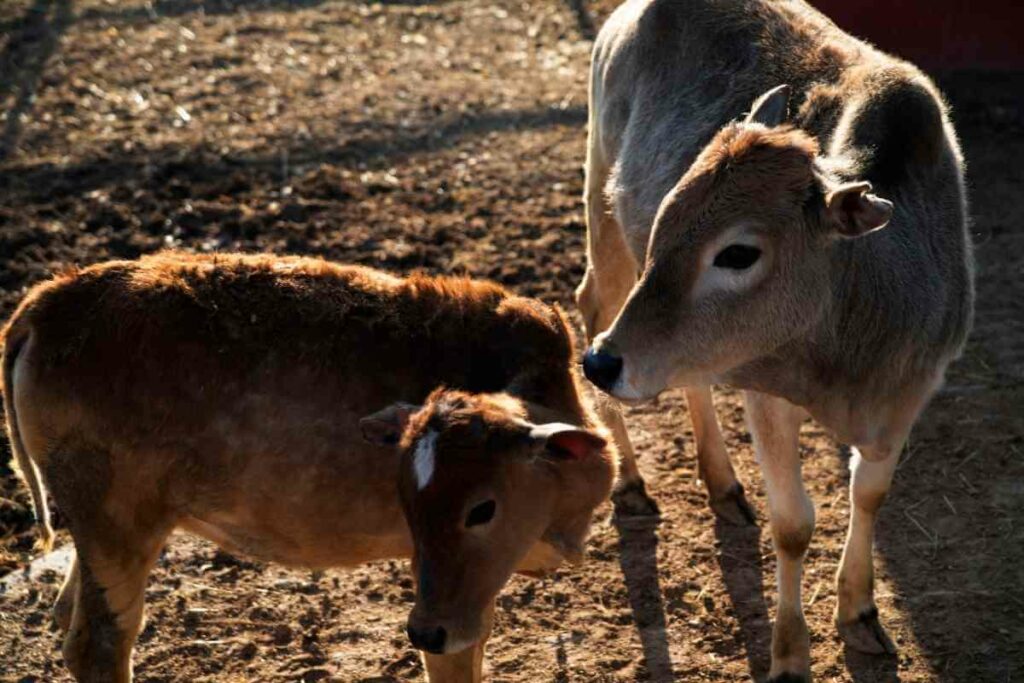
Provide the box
[585,85,894,400]
[361,388,613,655]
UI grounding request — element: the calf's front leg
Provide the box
[835,444,900,654]
[422,643,486,683]
[745,391,813,682]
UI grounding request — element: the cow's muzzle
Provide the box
[583,344,623,392]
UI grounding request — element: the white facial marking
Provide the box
[442,635,477,655]
[414,430,438,491]
[528,422,579,440]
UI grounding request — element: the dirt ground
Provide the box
[0,0,1021,681]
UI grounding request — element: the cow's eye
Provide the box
[713,244,762,270]
[465,500,496,528]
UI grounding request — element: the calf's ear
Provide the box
[542,511,592,565]
[360,402,420,446]
[529,423,607,460]
[746,84,791,127]
[825,181,894,238]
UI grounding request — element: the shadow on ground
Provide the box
[713,518,772,681]
[0,103,585,203]
[616,514,674,682]
[0,0,73,161]
[47,0,448,32]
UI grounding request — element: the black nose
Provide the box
[583,346,623,390]
[407,623,447,654]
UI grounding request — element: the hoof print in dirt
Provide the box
[837,607,897,655]
[709,482,757,526]
[611,480,660,519]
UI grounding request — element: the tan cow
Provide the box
[578,1,972,680]
[1,251,616,683]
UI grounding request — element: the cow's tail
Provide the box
[1,321,54,552]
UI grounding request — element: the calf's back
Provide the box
[3,251,582,567]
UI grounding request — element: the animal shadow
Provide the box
[843,646,901,683]
[615,514,674,682]
[713,516,772,681]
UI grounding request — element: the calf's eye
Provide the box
[465,500,496,528]
[713,244,762,270]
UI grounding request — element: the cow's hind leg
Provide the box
[577,158,656,517]
[595,399,659,517]
[579,253,655,517]
[746,391,812,682]
[835,444,900,655]
[685,386,754,525]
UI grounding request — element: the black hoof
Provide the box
[837,606,897,655]
[709,482,757,526]
[612,479,660,519]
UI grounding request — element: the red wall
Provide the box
[812,1,1024,69]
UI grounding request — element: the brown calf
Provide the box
[2,251,616,682]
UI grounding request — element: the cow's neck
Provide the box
[723,271,945,448]
[723,347,907,447]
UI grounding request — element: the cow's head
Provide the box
[583,85,894,400]
[361,387,613,655]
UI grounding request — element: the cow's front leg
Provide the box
[835,444,899,654]
[686,386,754,525]
[745,391,813,682]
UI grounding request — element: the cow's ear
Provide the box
[825,181,894,238]
[746,84,791,127]
[360,402,419,446]
[529,423,607,460]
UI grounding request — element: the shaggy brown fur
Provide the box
[1,251,616,683]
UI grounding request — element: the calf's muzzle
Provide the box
[407,621,447,655]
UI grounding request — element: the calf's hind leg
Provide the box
[685,386,755,525]
[61,528,168,683]
[577,161,657,517]
[62,524,169,682]
[53,552,80,632]
[45,448,171,682]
